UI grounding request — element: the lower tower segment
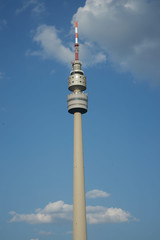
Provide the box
[67,22,87,240]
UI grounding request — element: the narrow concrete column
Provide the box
[73,112,87,240]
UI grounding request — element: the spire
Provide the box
[75,21,79,61]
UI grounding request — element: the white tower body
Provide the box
[67,22,87,240]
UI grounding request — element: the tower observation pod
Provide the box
[67,22,87,240]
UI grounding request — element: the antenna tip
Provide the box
[75,21,78,28]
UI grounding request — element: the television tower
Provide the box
[67,21,88,240]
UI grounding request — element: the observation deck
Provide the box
[67,60,88,114]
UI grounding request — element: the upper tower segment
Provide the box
[75,21,79,61]
[68,22,87,93]
[67,22,88,114]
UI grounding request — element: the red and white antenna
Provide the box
[75,21,79,61]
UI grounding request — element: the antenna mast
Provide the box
[75,21,79,61]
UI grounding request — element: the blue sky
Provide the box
[0,0,160,240]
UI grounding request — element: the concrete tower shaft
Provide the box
[73,112,87,240]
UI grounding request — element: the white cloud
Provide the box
[87,205,131,224]
[9,201,73,224]
[30,238,39,240]
[79,42,106,67]
[37,200,73,214]
[16,0,45,15]
[72,0,160,84]
[29,24,106,67]
[9,211,52,224]
[9,199,135,224]
[86,189,110,199]
[30,25,73,64]
[27,0,160,84]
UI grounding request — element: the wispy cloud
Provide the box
[39,231,54,235]
[1,107,7,113]
[15,0,45,15]
[9,197,135,224]
[28,24,106,67]
[0,72,5,80]
[66,231,73,235]
[32,2,45,14]
[86,189,110,199]
[72,0,160,84]
[0,19,7,30]
[28,25,73,65]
